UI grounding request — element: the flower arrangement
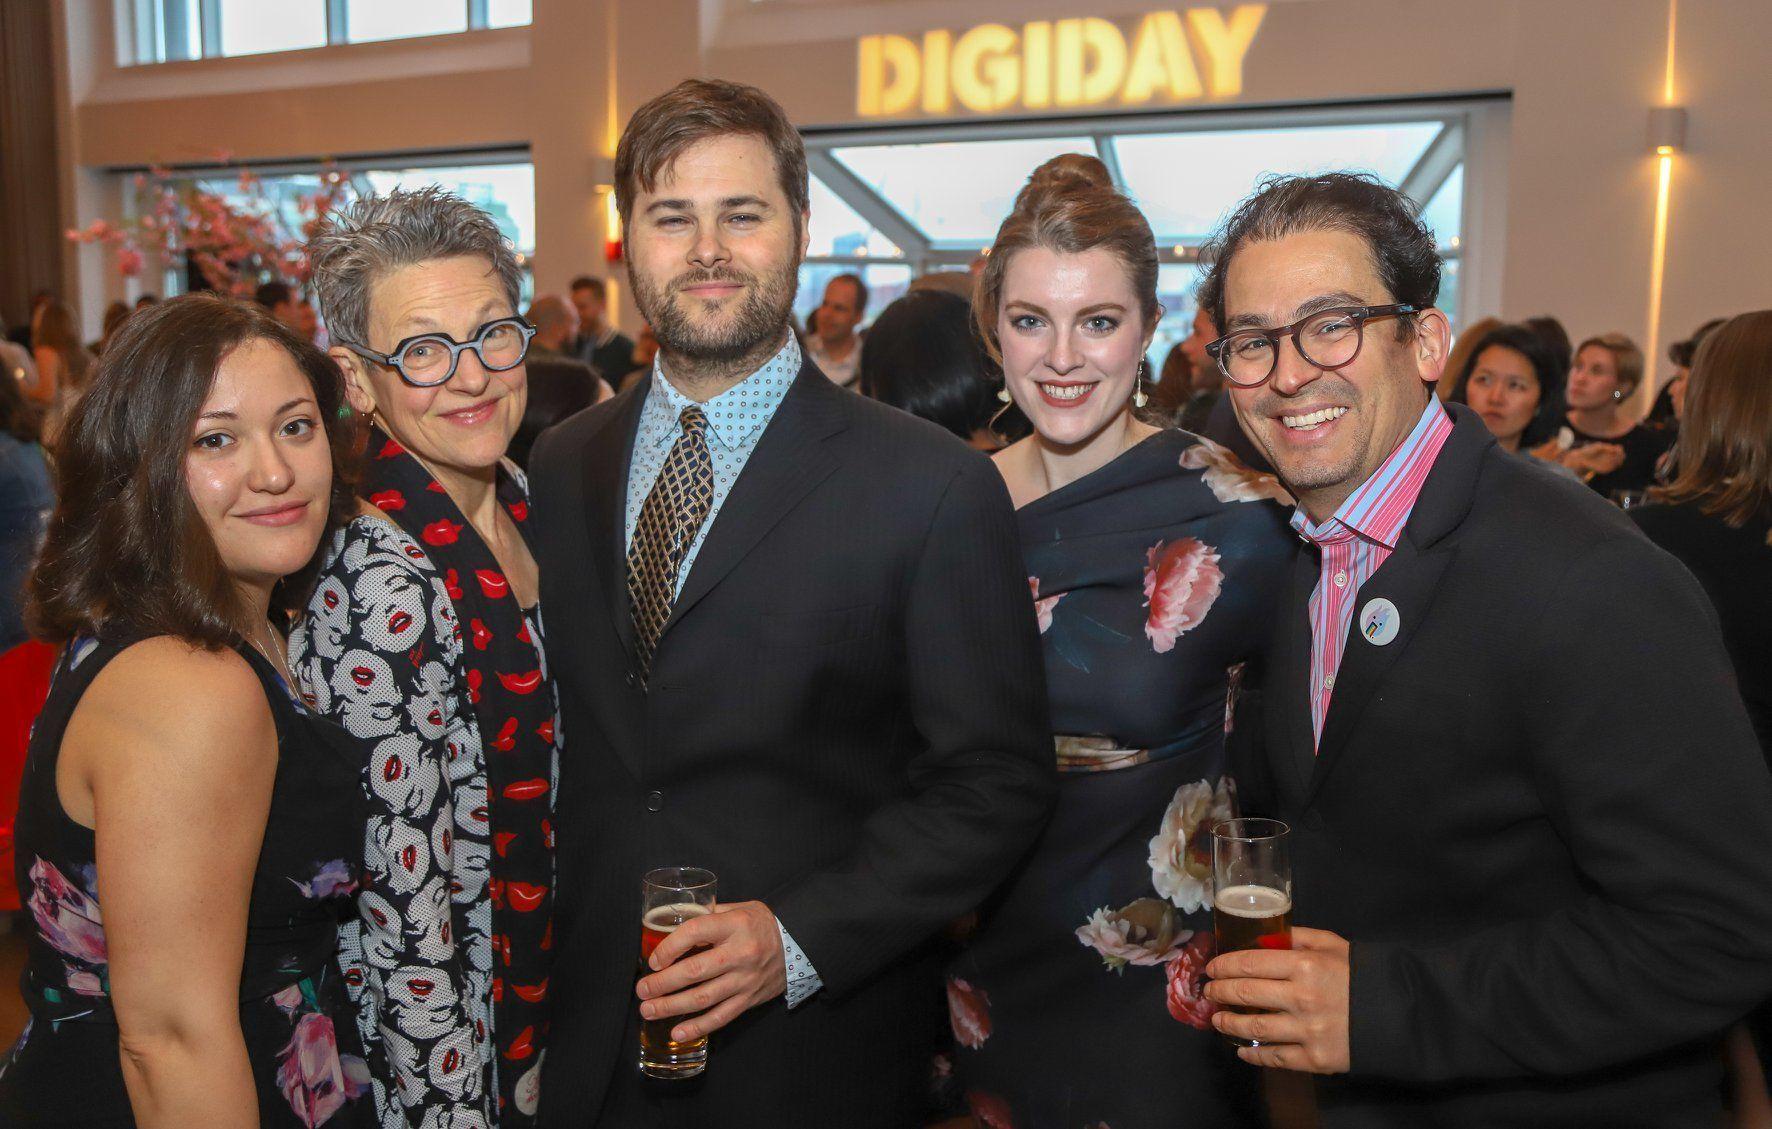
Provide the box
[66,159,349,296]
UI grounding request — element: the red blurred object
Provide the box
[0,641,56,912]
[604,237,623,263]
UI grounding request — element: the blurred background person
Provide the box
[1550,331,1672,496]
[858,288,1005,451]
[1650,316,1727,431]
[0,294,370,1128]
[1446,322,1569,454]
[1524,314,1574,376]
[253,280,304,332]
[1630,309,1772,1124]
[617,321,660,392]
[1436,314,1502,401]
[908,269,976,300]
[300,187,558,1127]
[1149,304,1225,432]
[943,153,1292,1129]
[294,296,324,346]
[0,314,36,394]
[28,300,93,448]
[89,300,130,356]
[526,292,581,360]
[516,295,612,467]
[569,275,636,382]
[0,374,50,652]
[805,271,866,387]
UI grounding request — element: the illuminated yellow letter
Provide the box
[858,34,921,117]
[923,28,953,114]
[1122,11,1202,103]
[1188,4,1266,97]
[952,24,1019,113]
[1055,17,1128,107]
[1023,21,1053,109]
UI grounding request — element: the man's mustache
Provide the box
[671,269,754,293]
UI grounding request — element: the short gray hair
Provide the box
[308,185,523,349]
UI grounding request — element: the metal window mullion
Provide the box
[197,0,221,58]
[1093,135,1127,193]
[468,0,490,30]
[804,149,931,261]
[326,0,349,45]
[1397,121,1464,212]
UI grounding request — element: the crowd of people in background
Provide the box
[0,75,1768,1129]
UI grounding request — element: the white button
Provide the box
[1323,674,1336,690]
[1333,570,1349,589]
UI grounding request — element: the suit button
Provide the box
[646,790,664,812]
[625,669,640,690]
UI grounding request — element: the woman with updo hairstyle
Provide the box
[940,154,1292,1128]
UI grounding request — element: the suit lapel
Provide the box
[1274,548,1320,797]
[1303,405,1494,806]
[661,363,848,638]
[581,379,649,664]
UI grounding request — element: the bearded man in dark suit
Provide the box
[527,79,1054,1129]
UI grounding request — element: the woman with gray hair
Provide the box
[292,186,558,1128]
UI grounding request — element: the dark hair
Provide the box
[975,153,1160,366]
[860,290,1001,441]
[1447,323,1568,448]
[1653,310,1772,526]
[28,294,357,648]
[615,79,810,238]
[0,362,41,445]
[1198,172,1441,339]
[569,276,607,300]
[1669,317,1727,369]
[134,293,159,308]
[827,273,869,318]
[254,280,294,309]
[1523,315,1572,375]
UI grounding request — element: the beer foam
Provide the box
[1214,884,1291,918]
[644,902,711,933]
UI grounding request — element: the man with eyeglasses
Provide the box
[1198,173,1772,1128]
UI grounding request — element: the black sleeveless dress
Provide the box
[0,636,375,1128]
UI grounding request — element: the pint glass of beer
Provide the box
[638,866,717,1078]
[1211,818,1292,1048]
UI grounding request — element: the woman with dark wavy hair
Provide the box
[1445,322,1567,452]
[0,294,374,1128]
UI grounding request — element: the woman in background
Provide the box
[1630,308,1772,1126]
[1551,332,1671,495]
[0,375,51,651]
[1446,322,1568,454]
[0,294,371,1127]
[28,301,93,447]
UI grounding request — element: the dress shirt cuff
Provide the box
[777,919,822,1009]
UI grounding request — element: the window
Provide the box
[145,156,537,305]
[126,0,530,64]
[801,106,1476,329]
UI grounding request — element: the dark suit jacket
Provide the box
[527,356,1054,1128]
[1232,405,1772,1128]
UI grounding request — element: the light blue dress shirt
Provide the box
[622,333,823,1008]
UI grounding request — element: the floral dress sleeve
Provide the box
[293,518,494,1129]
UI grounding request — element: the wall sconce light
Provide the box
[595,183,623,263]
[1647,106,1687,156]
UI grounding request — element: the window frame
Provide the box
[124,0,527,64]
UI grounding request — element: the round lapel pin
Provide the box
[1358,597,1400,646]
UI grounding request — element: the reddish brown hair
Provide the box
[28,294,358,647]
[973,154,1160,367]
[1652,310,1772,527]
[615,79,809,236]
[32,300,91,388]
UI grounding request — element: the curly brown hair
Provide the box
[27,293,358,647]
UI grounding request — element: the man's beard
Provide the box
[630,261,798,367]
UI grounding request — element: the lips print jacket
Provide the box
[292,434,558,1129]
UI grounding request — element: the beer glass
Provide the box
[638,866,717,1078]
[1211,818,1292,1047]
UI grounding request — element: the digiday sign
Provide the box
[857,6,1266,118]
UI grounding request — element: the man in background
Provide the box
[571,275,637,381]
[805,272,866,388]
[252,280,303,331]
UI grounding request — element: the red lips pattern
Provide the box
[316,425,556,1121]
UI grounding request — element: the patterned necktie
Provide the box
[627,405,715,680]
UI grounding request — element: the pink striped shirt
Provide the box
[1290,398,1454,748]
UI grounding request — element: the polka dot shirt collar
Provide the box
[641,333,802,452]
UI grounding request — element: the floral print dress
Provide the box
[943,431,1295,1129]
[291,429,558,1129]
[0,635,373,1128]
